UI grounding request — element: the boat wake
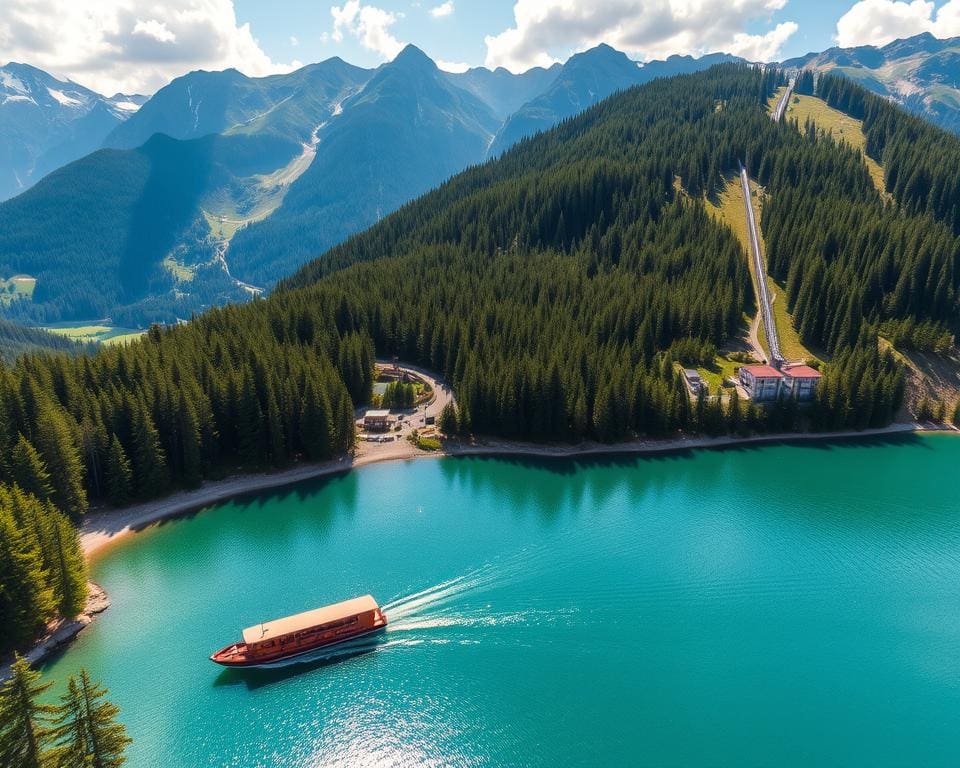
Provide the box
[382,565,504,623]
[379,550,559,644]
[215,552,554,685]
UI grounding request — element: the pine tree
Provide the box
[176,393,203,488]
[333,390,356,454]
[105,436,133,507]
[129,400,168,498]
[592,384,617,443]
[437,402,458,435]
[572,389,589,436]
[0,508,56,652]
[727,388,744,435]
[10,434,53,503]
[33,405,87,518]
[77,669,131,768]
[300,382,333,461]
[236,372,265,466]
[51,676,89,768]
[266,390,286,467]
[48,509,87,618]
[0,655,58,768]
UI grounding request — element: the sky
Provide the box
[3,0,960,95]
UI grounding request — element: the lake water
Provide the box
[45,435,960,766]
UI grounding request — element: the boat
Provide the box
[210,594,387,668]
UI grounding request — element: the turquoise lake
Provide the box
[45,435,960,766]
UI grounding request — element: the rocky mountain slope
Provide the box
[782,32,960,134]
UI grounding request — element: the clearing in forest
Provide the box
[704,176,819,365]
[0,275,36,305]
[881,338,960,420]
[781,93,887,198]
[42,322,144,346]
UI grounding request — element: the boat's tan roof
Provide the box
[242,595,378,645]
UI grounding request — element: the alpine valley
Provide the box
[4,33,960,330]
[0,44,743,326]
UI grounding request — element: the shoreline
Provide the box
[0,583,108,681]
[12,420,953,677]
[81,420,943,559]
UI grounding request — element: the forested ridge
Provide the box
[0,320,86,364]
[766,74,960,356]
[0,133,283,324]
[6,63,960,653]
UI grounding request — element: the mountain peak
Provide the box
[575,43,629,61]
[4,61,49,77]
[881,31,944,58]
[564,44,638,74]
[392,44,437,71]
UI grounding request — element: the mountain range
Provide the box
[488,47,738,156]
[0,44,739,324]
[0,63,145,201]
[782,32,960,134]
[3,32,960,327]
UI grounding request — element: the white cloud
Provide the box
[430,2,454,18]
[728,21,799,61]
[835,0,960,48]
[331,1,405,60]
[289,35,300,47]
[133,19,176,44]
[484,0,798,72]
[0,0,298,95]
[437,59,470,72]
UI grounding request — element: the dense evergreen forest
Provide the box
[0,320,86,364]
[0,66,932,523]
[0,485,86,654]
[5,61,959,653]
[765,75,960,357]
[0,309,365,516]
[817,74,960,236]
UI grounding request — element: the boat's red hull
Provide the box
[211,617,387,668]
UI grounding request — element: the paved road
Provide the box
[739,161,783,365]
[771,78,795,123]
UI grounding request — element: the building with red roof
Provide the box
[738,364,783,401]
[738,363,823,402]
[781,364,822,401]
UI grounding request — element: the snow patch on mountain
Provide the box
[0,63,144,201]
[46,87,86,107]
[2,94,36,106]
[0,71,28,94]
